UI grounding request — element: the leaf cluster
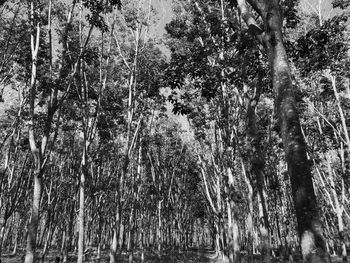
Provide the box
[82,0,122,32]
[291,13,349,76]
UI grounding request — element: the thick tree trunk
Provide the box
[261,3,327,261]
[238,0,328,261]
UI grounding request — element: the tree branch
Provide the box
[237,0,264,35]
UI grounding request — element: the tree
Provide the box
[289,3,350,261]
[236,0,328,261]
[1,1,350,262]
[21,0,120,262]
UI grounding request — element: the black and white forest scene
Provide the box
[0,0,349,262]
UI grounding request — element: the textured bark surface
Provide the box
[237,0,328,261]
[25,174,42,263]
[265,14,327,263]
[25,2,42,262]
[262,3,327,261]
[77,159,87,263]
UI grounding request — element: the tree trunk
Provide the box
[67,202,75,253]
[0,218,5,258]
[330,75,350,151]
[77,153,87,263]
[157,200,162,252]
[127,203,134,261]
[140,213,145,262]
[25,173,42,263]
[11,235,18,256]
[266,15,327,263]
[240,0,328,261]
[41,223,52,263]
[242,161,254,259]
[61,230,68,262]
[25,2,42,262]
[109,224,118,263]
[118,219,124,250]
[258,193,270,262]
[214,221,221,258]
[226,200,240,263]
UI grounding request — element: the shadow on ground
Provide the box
[0,248,345,262]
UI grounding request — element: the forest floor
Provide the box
[0,248,345,262]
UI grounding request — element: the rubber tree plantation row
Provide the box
[0,0,349,263]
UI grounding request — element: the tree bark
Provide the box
[25,3,41,262]
[157,200,162,252]
[238,0,328,261]
[109,221,118,263]
[0,217,5,259]
[263,8,327,262]
[77,150,87,263]
[25,173,42,263]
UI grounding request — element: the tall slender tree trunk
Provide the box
[325,154,347,262]
[25,173,42,263]
[330,75,350,151]
[242,161,254,259]
[157,200,162,252]
[127,202,134,263]
[0,216,6,258]
[12,233,18,256]
[77,150,87,263]
[257,189,270,257]
[41,222,53,263]
[25,3,41,262]
[118,215,124,249]
[11,214,20,256]
[110,221,118,263]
